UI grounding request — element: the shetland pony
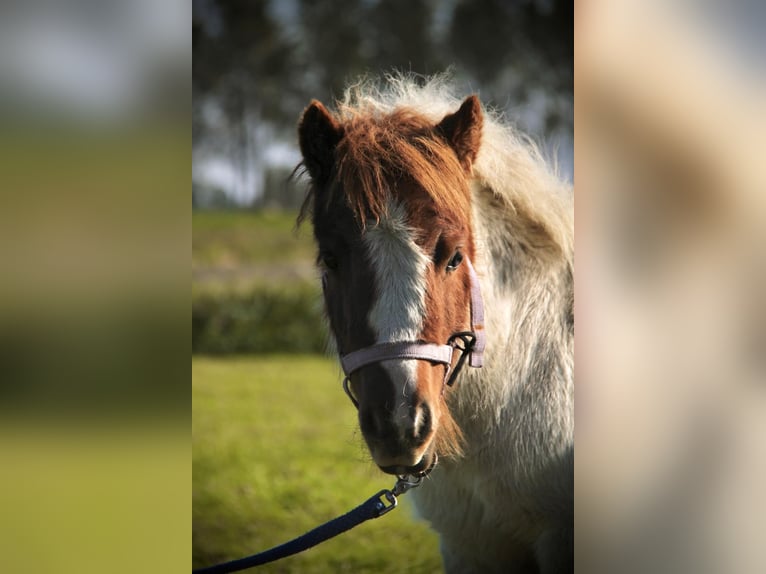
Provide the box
[297,76,573,573]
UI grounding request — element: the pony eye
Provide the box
[446,251,463,272]
[321,252,338,270]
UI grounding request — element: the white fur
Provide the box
[339,75,574,573]
[364,200,431,462]
[364,201,430,343]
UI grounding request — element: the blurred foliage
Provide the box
[0,300,187,416]
[193,284,326,355]
[193,0,572,125]
[193,356,442,572]
[192,209,314,268]
[192,209,325,355]
[0,4,190,573]
[192,0,573,207]
[0,124,189,416]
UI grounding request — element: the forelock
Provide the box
[330,109,471,226]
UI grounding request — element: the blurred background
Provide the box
[192,0,573,210]
[191,0,572,354]
[576,1,766,572]
[0,1,188,573]
[191,1,572,571]
[3,0,762,572]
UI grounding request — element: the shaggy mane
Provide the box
[333,108,470,226]
[300,72,573,259]
[295,74,574,569]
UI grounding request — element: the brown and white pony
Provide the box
[297,76,573,573]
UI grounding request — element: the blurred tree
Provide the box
[369,0,441,73]
[296,0,369,102]
[193,0,298,203]
[447,0,572,131]
[192,0,573,208]
[193,0,296,123]
[447,0,513,84]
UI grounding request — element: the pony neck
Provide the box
[448,186,573,426]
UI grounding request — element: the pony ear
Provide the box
[298,100,344,184]
[436,95,483,171]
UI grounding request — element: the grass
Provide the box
[193,209,318,293]
[192,210,316,268]
[0,424,188,574]
[193,355,443,573]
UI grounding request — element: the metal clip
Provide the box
[373,468,429,517]
[445,331,477,386]
[374,489,398,517]
[392,473,424,497]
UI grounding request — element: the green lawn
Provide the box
[192,210,315,268]
[193,210,318,293]
[193,355,443,573]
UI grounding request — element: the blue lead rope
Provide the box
[193,488,400,574]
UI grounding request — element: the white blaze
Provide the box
[364,201,430,343]
[363,201,431,410]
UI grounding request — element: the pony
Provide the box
[297,75,573,574]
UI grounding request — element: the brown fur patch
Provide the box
[434,394,465,459]
[417,257,474,459]
[413,360,464,460]
[298,100,344,186]
[304,107,473,228]
[298,98,485,464]
[435,95,484,172]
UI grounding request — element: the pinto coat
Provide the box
[299,74,573,574]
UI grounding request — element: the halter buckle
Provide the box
[445,331,477,387]
[373,489,399,517]
[374,470,427,517]
[392,473,424,497]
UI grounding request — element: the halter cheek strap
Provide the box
[465,257,485,367]
[336,257,485,399]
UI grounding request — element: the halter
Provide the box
[336,257,485,408]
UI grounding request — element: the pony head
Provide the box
[298,95,484,475]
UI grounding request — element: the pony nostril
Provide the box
[414,402,432,444]
[360,409,379,436]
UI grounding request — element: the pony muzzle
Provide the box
[335,256,486,474]
[378,450,438,477]
[354,371,437,472]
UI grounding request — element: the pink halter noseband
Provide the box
[335,257,485,407]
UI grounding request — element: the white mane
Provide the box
[337,72,574,263]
